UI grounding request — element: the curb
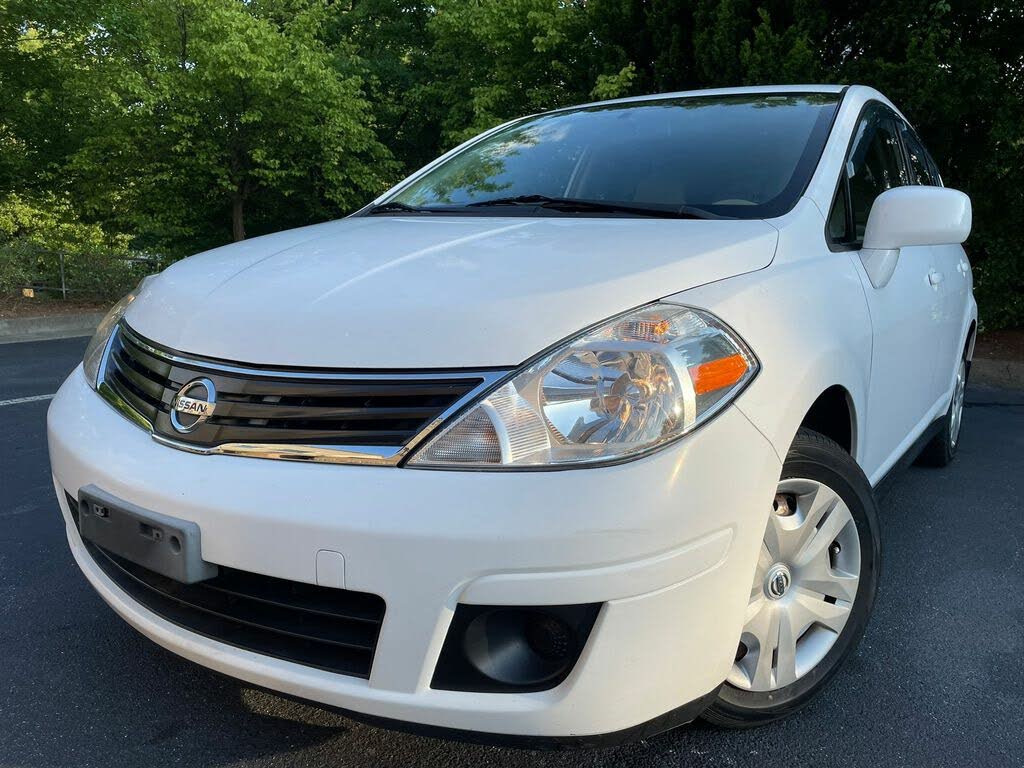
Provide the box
[970,357,1024,391]
[0,312,105,345]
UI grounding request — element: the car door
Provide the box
[898,121,968,399]
[827,103,944,478]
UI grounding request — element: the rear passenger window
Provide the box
[925,153,942,186]
[828,105,908,246]
[900,124,937,186]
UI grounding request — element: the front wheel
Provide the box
[703,428,881,728]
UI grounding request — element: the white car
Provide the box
[48,84,975,746]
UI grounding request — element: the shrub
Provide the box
[0,193,159,300]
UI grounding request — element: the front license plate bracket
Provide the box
[76,485,218,584]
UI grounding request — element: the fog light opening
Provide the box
[463,609,577,687]
[432,602,601,693]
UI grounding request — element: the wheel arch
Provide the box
[965,319,977,372]
[797,385,857,457]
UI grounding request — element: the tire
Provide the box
[916,353,967,468]
[703,428,881,728]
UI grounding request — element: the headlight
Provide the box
[408,303,758,469]
[82,276,153,389]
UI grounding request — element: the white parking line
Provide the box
[0,393,56,408]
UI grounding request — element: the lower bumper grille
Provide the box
[83,540,386,679]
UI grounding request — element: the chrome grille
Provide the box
[98,323,505,465]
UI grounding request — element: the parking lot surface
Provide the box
[1,337,1022,767]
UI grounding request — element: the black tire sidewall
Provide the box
[710,431,881,722]
[939,389,960,461]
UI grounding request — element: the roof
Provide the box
[555,84,849,114]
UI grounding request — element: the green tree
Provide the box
[323,1,439,172]
[418,0,595,145]
[2,0,395,251]
[1,0,1022,326]
[80,0,395,245]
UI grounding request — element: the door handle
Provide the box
[928,269,944,287]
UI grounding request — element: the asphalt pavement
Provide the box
[1,337,1022,768]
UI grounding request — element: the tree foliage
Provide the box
[1,0,1022,324]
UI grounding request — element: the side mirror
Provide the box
[863,186,972,250]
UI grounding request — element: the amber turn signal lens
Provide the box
[689,353,749,395]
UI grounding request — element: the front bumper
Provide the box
[48,365,781,739]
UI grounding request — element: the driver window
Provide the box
[900,123,937,186]
[828,105,909,246]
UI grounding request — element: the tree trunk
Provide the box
[232,195,246,241]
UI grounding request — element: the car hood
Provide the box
[126,215,778,368]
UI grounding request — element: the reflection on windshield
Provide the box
[405,123,549,204]
[390,93,840,219]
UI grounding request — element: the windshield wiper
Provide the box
[365,201,437,215]
[367,196,726,219]
[465,195,723,219]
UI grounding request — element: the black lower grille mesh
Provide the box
[84,540,386,678]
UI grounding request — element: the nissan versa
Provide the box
[47,85,975,745]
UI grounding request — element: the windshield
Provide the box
[384,93,840,219]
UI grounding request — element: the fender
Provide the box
[667,200,873,473]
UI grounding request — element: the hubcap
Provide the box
[950,359,966,448]
[728,479,861,692]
